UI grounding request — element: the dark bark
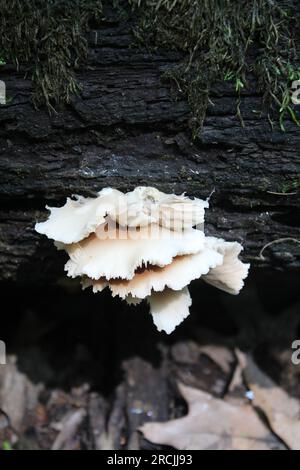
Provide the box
[0,12,299,283]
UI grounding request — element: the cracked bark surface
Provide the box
[0,8,299,283]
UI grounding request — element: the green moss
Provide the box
[130,0,300,135]
[0,0,104,111]
[281,178,300,193]
[1,0,299,133]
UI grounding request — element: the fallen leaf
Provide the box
[51,408,86,450]
[236,350,300,450]
[171,341,235,376]
[171,341,231,396]
[198,345,234,374]
[0,356,42,432]
[140,383,280,450]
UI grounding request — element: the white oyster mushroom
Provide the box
[64,223,205,280]
[83,244,223,300]
[158,195,208,230]
[119,186,208,230]
[35,188,125,244]
[203,237,250,294]
[148,288,192,334]
[35,186,250,334]
[118,186,161,227]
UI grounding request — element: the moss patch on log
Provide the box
[130,0,300,135]
[0,0,104,111]
[0,0,299,134]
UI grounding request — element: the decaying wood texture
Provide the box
[0,8,299,283]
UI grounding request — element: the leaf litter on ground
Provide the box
[141,348,300,450]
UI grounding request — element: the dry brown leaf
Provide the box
[51,408,86,450]
[0,356,42,432]
[198,345,234,374]
[171,341,234,374]
[140,383,279,450]
[236,350,300,450]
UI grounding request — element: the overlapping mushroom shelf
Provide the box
[35,187,249,333]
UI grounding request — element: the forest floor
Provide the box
[0,269,299,450]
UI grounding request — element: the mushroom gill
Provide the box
[63,223,205,281]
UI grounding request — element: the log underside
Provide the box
[0,13,300,283]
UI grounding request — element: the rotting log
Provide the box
[0,9,299,283]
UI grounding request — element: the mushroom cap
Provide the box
[36,187,208,244]
[148,287,192,334]
[118,186,208,230]
[202,237,250,294]
[117,186,161,228]
[35,188,125,244]
[64,223,205,281]
[92,245,223,299]
[158,195,208,230]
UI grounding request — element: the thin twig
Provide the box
[259,238,300,260]
[267,191,297,196]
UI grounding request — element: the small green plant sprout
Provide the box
[2,441,12,450]
[235,78,244,93]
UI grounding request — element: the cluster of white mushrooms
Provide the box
[35,187,249,334]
